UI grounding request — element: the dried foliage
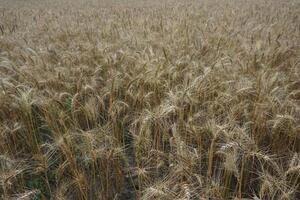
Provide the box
[0,0,300,199]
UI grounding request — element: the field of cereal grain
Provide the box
[0,0,300,199]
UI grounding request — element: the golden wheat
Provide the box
[0,0,299,199]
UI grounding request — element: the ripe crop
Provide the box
[0,0,299,199]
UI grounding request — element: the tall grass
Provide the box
[0,0,299,199]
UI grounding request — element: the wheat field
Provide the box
[0,0,300,199]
